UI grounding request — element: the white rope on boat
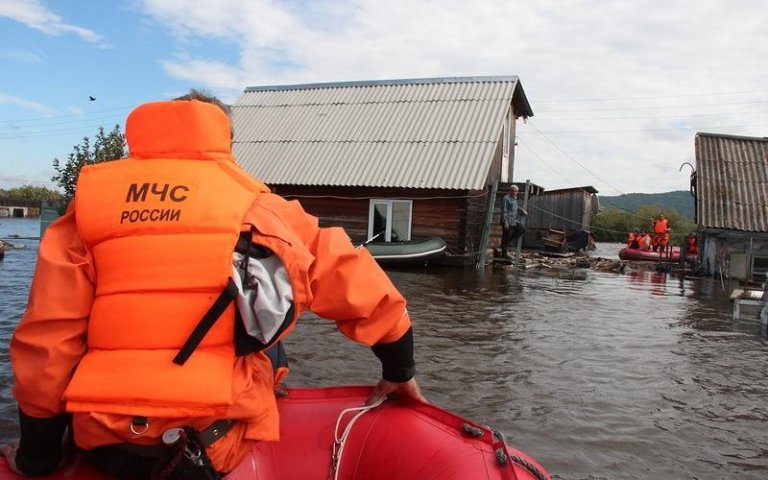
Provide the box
[330,397,385,480]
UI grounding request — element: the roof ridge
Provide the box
[244,75,519,93]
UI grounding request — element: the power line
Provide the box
[0,176,58,188]
[525,121,629,196]
[522,122,768,135]
[0,106,129,140]
[0,105,133,124]
[0,113,124,129]
[518,139,578,186]
[0,125,122,140]
[533,89,768,104]
[540,110,768,122]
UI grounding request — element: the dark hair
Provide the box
[174,88,233,138]
[174,88,230,114]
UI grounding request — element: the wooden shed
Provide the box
[694,132,768,283]
[231,76,533,266]
[521,186,599,248]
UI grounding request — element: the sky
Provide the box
[1,0,766,195]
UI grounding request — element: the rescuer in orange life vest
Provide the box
[652,214,670,252]
[0,90,426,479]
[637,230,652,251]
[686,233,698,255]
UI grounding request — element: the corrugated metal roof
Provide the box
[232,76,532,190]
[695,132,768,232]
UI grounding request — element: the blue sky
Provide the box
[1,0,766,195]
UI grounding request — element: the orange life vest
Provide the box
[14,100,410,459]
[686,236,698,254]
[638,234,651,250]
[62,101,313,420]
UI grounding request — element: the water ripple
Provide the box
[1,222,767,478]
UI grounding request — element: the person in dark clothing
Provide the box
[500,185,527,258]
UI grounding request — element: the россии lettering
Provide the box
[120,182,189,224]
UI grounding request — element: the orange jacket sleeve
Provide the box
[11,207,94,418]
[272,198,412,346]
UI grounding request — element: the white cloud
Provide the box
[0,92,57,115]
[134,0,768,193]
[0,0,107,46]
[160,59,247,91]
[0,48,43,63]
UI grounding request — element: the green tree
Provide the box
[52,124,125,203]
[591,205,695,245]
[0,185,64,204]
[592,208,636,242]
[634,206,695,245]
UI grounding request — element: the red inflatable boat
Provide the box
[618,246,696,263]
[0,386,550,480]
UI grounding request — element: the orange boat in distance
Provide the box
[619,246,696,263]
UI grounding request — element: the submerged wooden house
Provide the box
[232,76,533,266]
[0,198,38,218]
[694,132,768,283]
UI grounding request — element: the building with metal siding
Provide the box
[694,132,768,282]
[231,76,533,266]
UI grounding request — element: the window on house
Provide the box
[368,199,412,242]
[753,256,768,283]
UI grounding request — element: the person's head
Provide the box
[510,185,519,195]
[174,88,233,139]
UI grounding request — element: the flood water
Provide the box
[1,217,767,479]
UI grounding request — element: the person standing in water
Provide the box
[499,184,527,258]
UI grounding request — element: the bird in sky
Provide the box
[89,96,96,101]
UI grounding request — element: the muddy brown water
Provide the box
[1,218,767,479]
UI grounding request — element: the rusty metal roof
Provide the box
[231,76,532,190]
[695,132,768,232]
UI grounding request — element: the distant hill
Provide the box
[598,190,695,220]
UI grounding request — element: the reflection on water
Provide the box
[1,218,767,479]
[0,218,40,434]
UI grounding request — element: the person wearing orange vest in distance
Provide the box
[0,91,426,479]
[652,214,670,252]
[686,233,698,255]
[638,230,652,251]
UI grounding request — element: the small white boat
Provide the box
[364,237,447,264]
